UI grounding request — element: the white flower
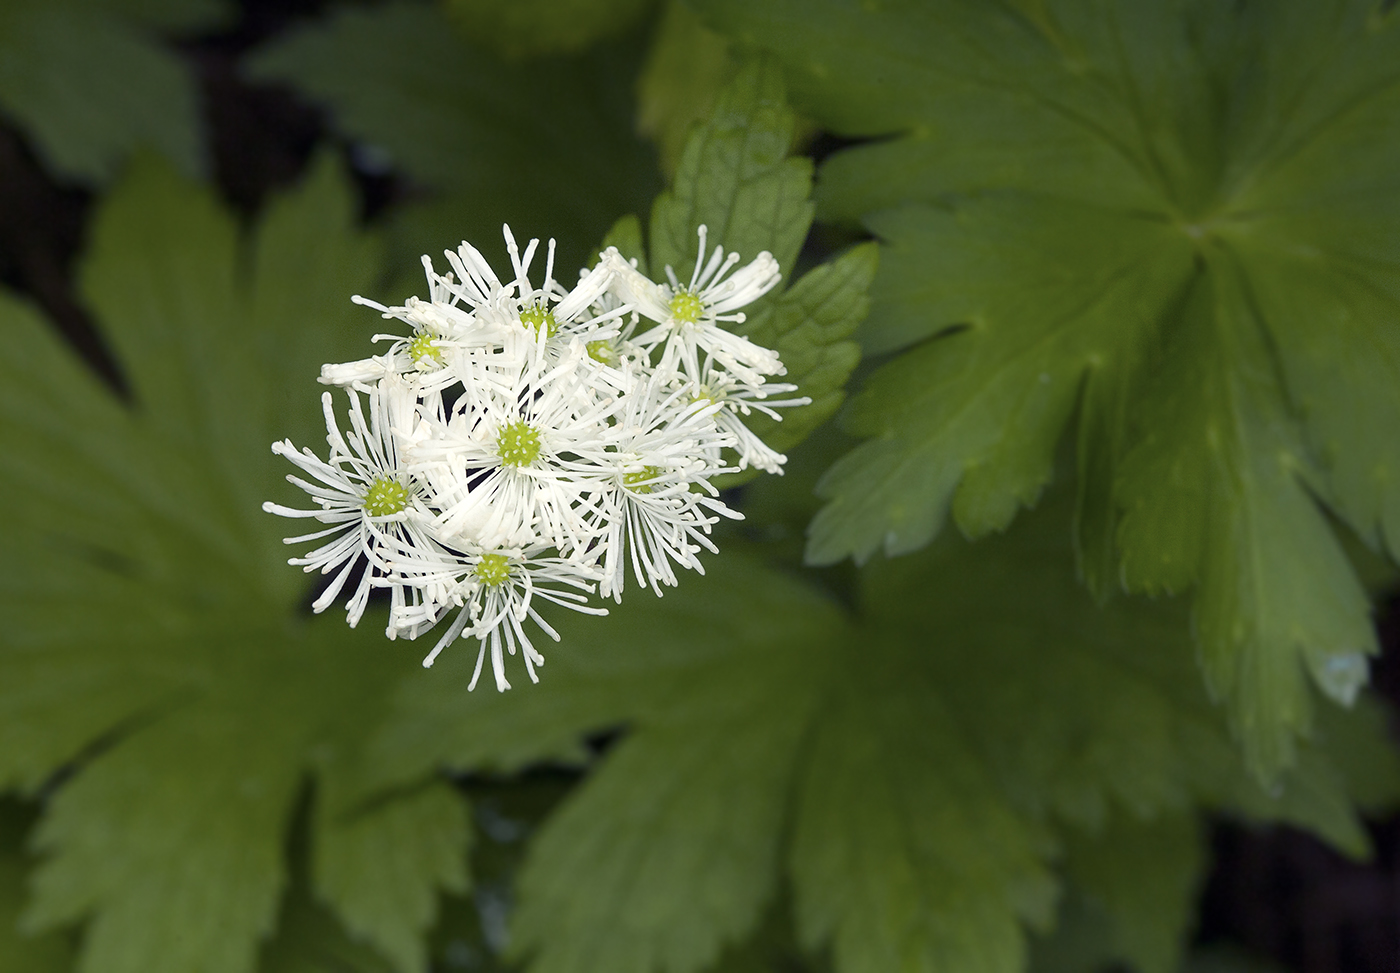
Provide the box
[322,256,509,388]
[266,223,803,692]
[395,543,607,691]
[437,226,628,360]
[687,361,809,474]
[566,362,743,599]
[262,381,436,629]
[406,338,614,554]
[602,224,784,384]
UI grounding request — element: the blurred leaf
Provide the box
[0,158,468,973]
[356,486,1395,973]
[1058,814,1204,973]
[444,0,656,57]
[0,0,227,182]
[594,213,648,276]
[0,804,71,973]
[314,781,471,973]
[246,1,660,278]
[789,660,1054,973]
[259,879,397,973]
[636,0,735,176]
[699,0,1400,779]
[512,650,817,973]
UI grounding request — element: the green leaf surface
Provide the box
[636,0,736,177]
[0,805,71,973]
[648,57,812,302]
[739,243,875,460]
[699,0,1400,776]
[0,0,225,182]
[443,0,656,57]
[246,1,661,278]
[1059,813,1204,973]
[511,658,818,973]
[358,489,1394,973]
[314,781,471,973]
[0,158,468,973]
[789,663,1053,973]
[259,879,397,973]
[638,58,866,479]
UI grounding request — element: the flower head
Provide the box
[266,223,806,690]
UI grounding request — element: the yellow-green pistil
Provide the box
[520,304,556,339]
[475,553,511,587]
[407,331,441,364]
[363,477,409,517]
[497,420,542,467]
[668,290,703,324]
[623,466,663,494]
[586,339,615,364]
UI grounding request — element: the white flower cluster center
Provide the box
[264,225,806,691]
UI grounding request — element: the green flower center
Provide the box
[363,477,409,517]
[520,305,556,339]
[623,466,663,494]
[475,554,511,587]
[669,290,704,324]
[586,339,616,364]
[407,331,441,364]
[497,420,542,467]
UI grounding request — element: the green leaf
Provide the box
[246,1,661,276]
[511,654,819,973]
[595,213,649,277]
[0,804,72,973]
[1057,813,1204,973]
[804,198,1195,564]
[636,0,736,177]
[1115,260,1375,776]
[313,781,472,973]
[259,876,397,973]
[789,663,1053,973]
[648,57,812,300]
[0,0,226,182]
[0,158,468,973]
[699,0,1400,777]
[636,57,867,478]
[443,0,656,57]
[358,488,1393,973]
[738,242,875,459]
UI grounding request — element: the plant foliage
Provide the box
[698,0,1400,777]
[247,1,661,281]
[0,2,1398,973]
[0,0,223,182]
[0,158,469,973]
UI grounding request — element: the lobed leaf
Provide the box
[699,0,1400,777]
[1059,813,1204,973]
[357,488,1397,973]
[0,158,469,973]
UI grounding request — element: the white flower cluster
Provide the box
[264,225,805,690]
